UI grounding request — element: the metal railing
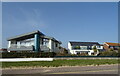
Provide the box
[8,44,50,51]
[9,44,33,48]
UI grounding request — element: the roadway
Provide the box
[2,64,119,76]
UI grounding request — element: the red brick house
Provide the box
[103,42,120,51]
[0,48,7,52]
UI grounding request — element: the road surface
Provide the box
[2,64,119,76]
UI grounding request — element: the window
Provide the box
[72,46,81,50]
[80,46,87,50]
[97,46,100,48]
[56,43,58,47]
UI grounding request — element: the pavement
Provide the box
[1,64,119,76]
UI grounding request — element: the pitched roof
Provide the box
[105,42,120,46]
[69,41,100,46]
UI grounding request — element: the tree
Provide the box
[74,46,81,49]
[109,49,113,51]
[63,48,68,54]
[93,46,97,52]
[118,48,120,57]
[57,48,69,56]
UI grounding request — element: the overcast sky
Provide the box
[2,2,118,48]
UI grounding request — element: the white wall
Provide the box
[8,41,11,48]
[20,41,34,47]
[8,38,61,53]
[67,42,95,55]
[54,42,60,53]
[48,39,61,53]
[68,42,71,50]
[48,39,52,52]
[68,42,73,54]
[9,39,34,48]
[97,46,103,50]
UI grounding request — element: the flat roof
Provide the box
[7,30,61,44]
[7,30,44,41]
[41,35,62,44]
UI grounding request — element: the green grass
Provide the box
[2,59,118,68]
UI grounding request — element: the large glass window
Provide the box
[72,46,92,50]
[80,46,88,50]
[72,46,81,50]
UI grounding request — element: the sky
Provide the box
[0,1,2,49]
[2,2,118,48]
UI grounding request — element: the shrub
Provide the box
[56,52,70,56]
[56,48,69,56]
[109,49,114,51]
[78,53,88,56]
[2,52,56,58]
[71,54,77,56]
[92,46,97,52]
[98,51,118,56]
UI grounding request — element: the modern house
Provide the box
[68,41,103,55]
[7,30,62,53]
[103,42,120,51]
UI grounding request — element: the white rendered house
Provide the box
[7,30,61,53]
[68,41,103,55]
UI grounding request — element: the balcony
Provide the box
[8,44,50,52]
[40,45,50,52]
[8,44,33,51]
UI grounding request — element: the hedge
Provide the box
[1,52,56,58]
[98,51,119,57]
[1,51,119,58]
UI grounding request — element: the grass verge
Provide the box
[2,59,118,68]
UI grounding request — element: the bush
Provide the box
[78,53,88,56]
[1,52,56,58]
[56,48,69,56]
[71,54,77,56]
[56,52,70,56]
[109,49,114,51]
[93,46,97,52]
[98,51,119,56]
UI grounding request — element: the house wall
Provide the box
[8,37,61,53]
[68,42,74,54]
[48,39,52,52]
[69,49,94,55]
[40,38,43,45]
[103,44,109,50]
[8,40,17,48]
[9,38,34,47]
[8,41,11,48]
[103,44,120,51]
[19,40,34,47]
[53,42,60,53]
[48,40,60,53]
[97,46,103,50]
[68,42,103,55]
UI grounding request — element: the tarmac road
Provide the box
[1,64,119,76]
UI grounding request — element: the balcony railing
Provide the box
[8,44,50,51]
[40,45,50,52]
[8,44,33,51]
